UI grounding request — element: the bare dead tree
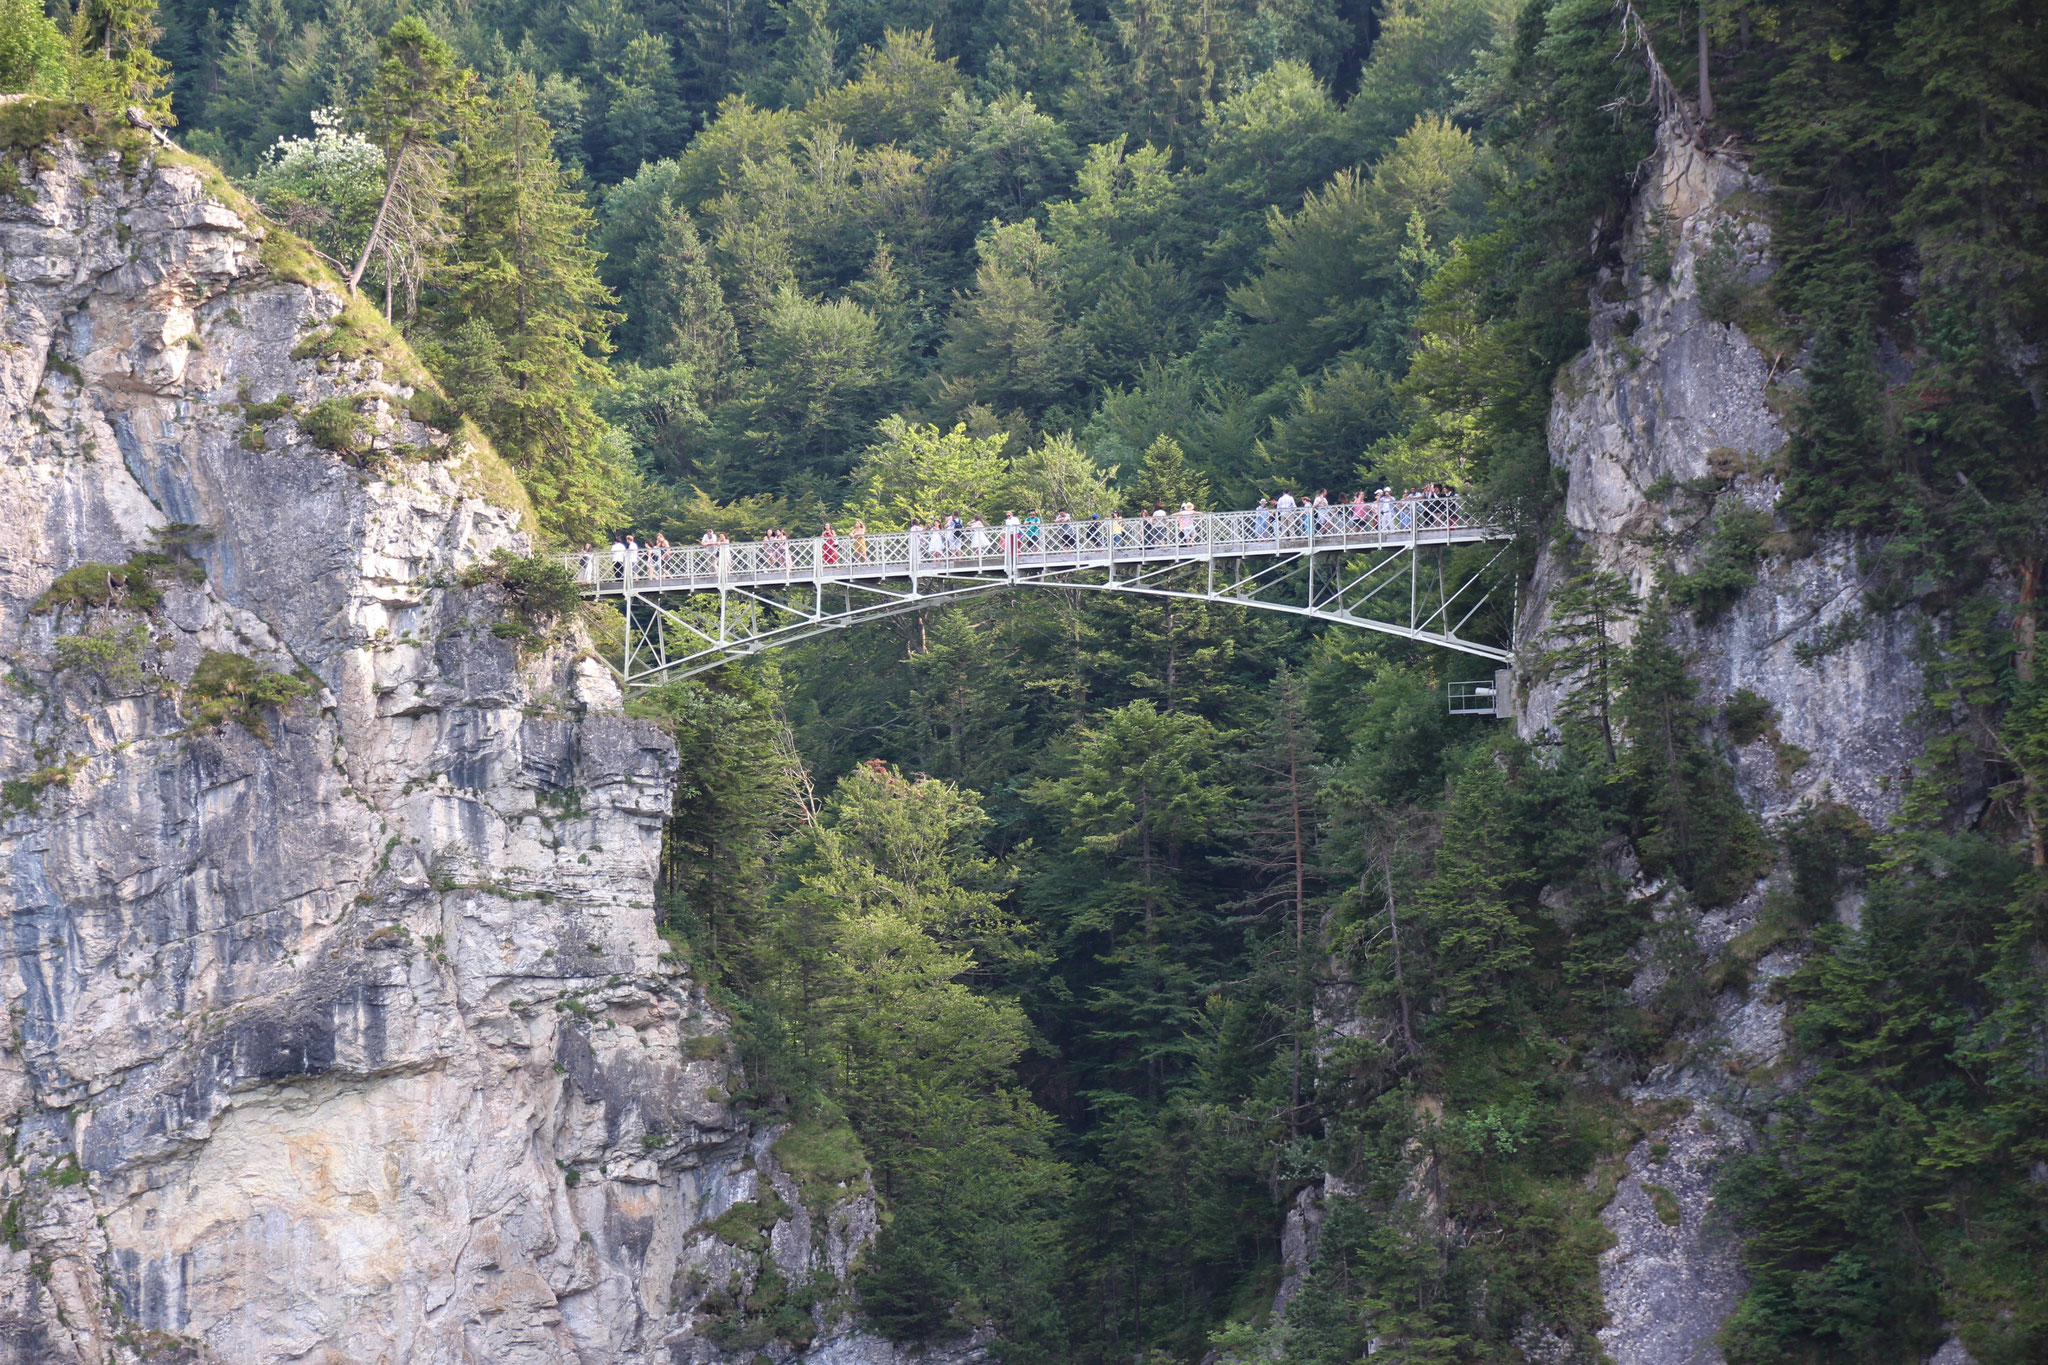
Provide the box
[1603,0,1703,146]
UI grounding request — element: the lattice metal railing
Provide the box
[568,497,1490,592]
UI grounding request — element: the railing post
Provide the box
[909,529,921,595]
[1409,515,1419,630]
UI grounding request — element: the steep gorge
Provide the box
[0,102,2016,1365]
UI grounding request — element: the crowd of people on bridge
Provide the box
[575,484,1462,583]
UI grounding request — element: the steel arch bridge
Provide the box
[568,498,1517,695]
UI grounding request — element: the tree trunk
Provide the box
[1697,0,1715,122]
[2019,555,2043,867]
[348,138,410,298]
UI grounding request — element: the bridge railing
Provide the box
[568,496,1478,590]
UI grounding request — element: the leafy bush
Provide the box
[53,621,151,692]
[298,396,368,456]
[33,552,187,615]
[1664,505,1773,624]
[701,1192,789,1252]
[248,109,382,271]
[1,753,86,814]
[0,0,70,99]
[184,650,314,739]
[242,392,298,422]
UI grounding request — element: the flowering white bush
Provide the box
[250,109,385,268]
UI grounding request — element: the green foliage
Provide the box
[1665,504,1773,625]
[249,111,382,274]
[1729,0,2048,557]
[0,0,72,97]
[461,547,582,650]
[629,669,794,978]
[1541,567,1641,761]
[434,72,625,541]
[1721,836,2047,1365]
[298,395,367,455]
[68,0,174,122]
[771,1106,869,1214]
[53,620,152,692]
[1,754,88,815]
[1123,434,1210,511]
[1721,688,1774,746]
[849,418,1012,527]
[703,1191,791,1251]
[33,551,192,616]
[183,649,313,739]
[1618,608,1771,907]
[757,761,1069,1353]
[121,0,2048,1356]
[1027,699,1232,1096]
[1414,748,1531,1032]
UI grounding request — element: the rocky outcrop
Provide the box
[1515,128,1933,1365]
[1518,128,1922,824]
[0,118,889,1363]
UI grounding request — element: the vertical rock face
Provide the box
[1521,129,1923,825]
[0,126,884,1364]
[1516,128,1934,1365]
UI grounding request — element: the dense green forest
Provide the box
[4,0,2046,1359]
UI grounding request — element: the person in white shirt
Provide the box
[609,539,626,578]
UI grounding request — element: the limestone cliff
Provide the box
[1517,128,1935,1365]
[0,115,885,1364]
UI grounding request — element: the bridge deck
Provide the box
[574,498,1500,596]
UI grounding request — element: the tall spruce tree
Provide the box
[438,71,626,539]
[1028,699,1232,1097]
[349,19,471,299]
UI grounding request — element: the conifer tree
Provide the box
[1615,605,1766,905]
[632,204,740,391]
[438,71,626,538]
[631,670,795,982]
[349,18,472,299]
[1541,568,1639,763]
[69,0,174,121]
[1124,433,1210,510]
[1028,700,1232,1096]
[1413,749,1529,1031]
[1226,666,1328,1124]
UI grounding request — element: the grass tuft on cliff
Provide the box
[772,1106,870,1217]
[182,650,314,741]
